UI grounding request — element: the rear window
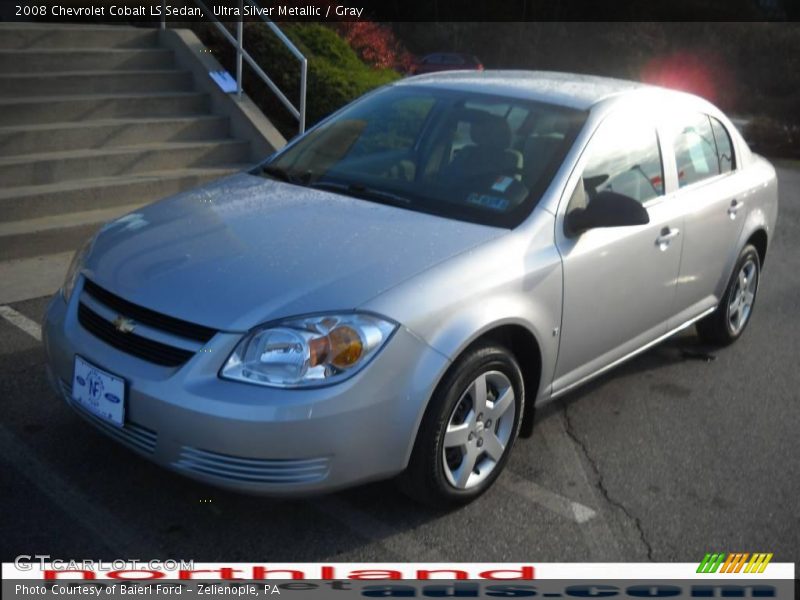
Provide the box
[674,113,732,187]
[710,117,735,174]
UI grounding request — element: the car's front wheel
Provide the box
[696,244,761,345]
[399,343,524,507]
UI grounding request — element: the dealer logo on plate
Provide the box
[85,370,104,407]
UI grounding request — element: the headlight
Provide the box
[220,313,397,388]
[62,236,94,303]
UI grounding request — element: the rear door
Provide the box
[664,112,747,328]
[552,111,685,394]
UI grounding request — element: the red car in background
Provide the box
[409,53,484,75]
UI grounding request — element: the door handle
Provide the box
[655,227,680,250]
[728,198,744,218]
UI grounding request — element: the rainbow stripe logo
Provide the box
[697,553,773,574]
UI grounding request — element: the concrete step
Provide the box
[0,25,159,50]
[0,22,273,296]
[0,70,194,97]
[0,48,176,73]
[0,140,252,187]
[0,204,146,262]
[0,116,231,157]
[0,166,250,222]
[0,92,210,126]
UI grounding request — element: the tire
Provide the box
[696,244,761,346]
[398,343,525,507]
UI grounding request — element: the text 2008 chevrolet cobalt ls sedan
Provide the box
[43,71,778,506]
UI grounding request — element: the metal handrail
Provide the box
[161,0,308,133]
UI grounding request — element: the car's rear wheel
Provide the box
[696,244,761,346]
[398,343,524,507]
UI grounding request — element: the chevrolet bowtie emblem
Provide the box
[112,315,136,334]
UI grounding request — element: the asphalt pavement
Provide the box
[1,164,798,565]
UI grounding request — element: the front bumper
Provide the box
[42,289,449,495]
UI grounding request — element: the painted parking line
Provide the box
[539,412,626,559]
[0,304,42,341]
[498,471,597,524]
[0,424,160,557]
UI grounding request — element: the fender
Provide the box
[723,158,778,295]
[363,214,564,411]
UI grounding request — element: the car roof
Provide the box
[395,70,659,111]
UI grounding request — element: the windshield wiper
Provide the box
[259,164,302,185]
[309,181,412,207]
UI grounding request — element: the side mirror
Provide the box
[565,190,650,236]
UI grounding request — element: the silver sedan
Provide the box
[43,71,778,506]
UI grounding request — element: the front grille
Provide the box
[60,380,157,455]
[82,279,216,343]
[173,446,330,484]
[78,302,194,367]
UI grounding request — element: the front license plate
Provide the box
[72,356,126,428]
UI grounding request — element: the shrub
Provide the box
[335,21,414,72]
[291,24,400,121]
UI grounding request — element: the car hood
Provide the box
[83,173,505,332]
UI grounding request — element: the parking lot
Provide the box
[1,164,798,566]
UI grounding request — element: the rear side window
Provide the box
[674,113,723,187]
[581,114,664,204]
[710,117,735,173]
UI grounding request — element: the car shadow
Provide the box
[534,326,718,423]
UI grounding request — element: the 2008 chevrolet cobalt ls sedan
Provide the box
[43,71,778,506]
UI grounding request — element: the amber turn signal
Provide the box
[329,326,364,368]
[308,326,364,369]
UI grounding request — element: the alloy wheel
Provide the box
[442,370,516,490]
[727,258,758,335]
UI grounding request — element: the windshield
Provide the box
[258,85,587,228]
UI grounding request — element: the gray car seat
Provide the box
[445,113,522,182]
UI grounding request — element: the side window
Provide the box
[578,115,664,206]
[674,113,720,187]
[710,117,735,173]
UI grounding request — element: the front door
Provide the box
[552,111,684,395]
